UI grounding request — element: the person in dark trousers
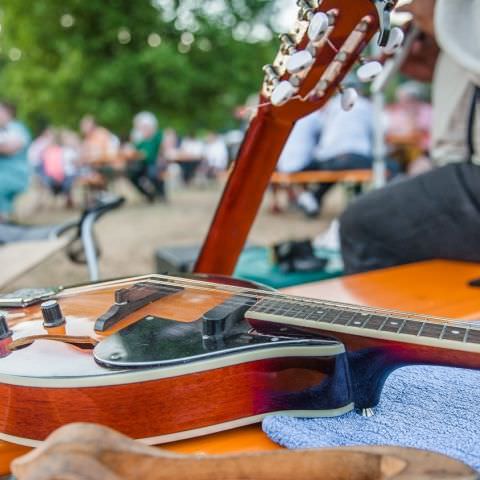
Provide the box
[340,0,480,274]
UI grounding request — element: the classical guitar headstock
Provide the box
[260,0,402,121]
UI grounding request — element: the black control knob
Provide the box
[0,314,12,340]
[41,300,65,328]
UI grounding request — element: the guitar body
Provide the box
[0,275,352,447]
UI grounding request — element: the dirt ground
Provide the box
[9,178,347,290]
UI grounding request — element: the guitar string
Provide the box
[58,274,480,334]
[59,273,477,327]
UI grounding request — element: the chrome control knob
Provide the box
[41,300,65,328]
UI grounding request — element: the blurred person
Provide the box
[203,132,229,177]
[340,0,480,274]
[272,111,322,213]
[127,111,166,202]
[277,111,322,174]
[80,115,120,166]
[39,129,80,207]
[297,93,378,217]
[386,81,433,174]
[0,101,31,221]
[28,127,54,172]
[173,133,205,185]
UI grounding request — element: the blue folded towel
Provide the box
[262,365,480,471]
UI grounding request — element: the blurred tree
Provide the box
[0,0,278,136]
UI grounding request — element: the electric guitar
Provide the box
[0,273,478,446]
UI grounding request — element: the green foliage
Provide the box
[0,0,277,136]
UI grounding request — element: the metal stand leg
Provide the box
[81,213,100,282]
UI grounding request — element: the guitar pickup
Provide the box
[94,282,183,332]
[201,294,257,339]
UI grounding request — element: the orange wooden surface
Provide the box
[3,259,480,473]
[284,259,480,320]
[270,170,373,185]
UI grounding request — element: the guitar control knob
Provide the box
[307,12,329,42]
[286,50,314,74]
[357,61,383,82]
[382,26,405,55]
[41,300,65,328]
[271,81,297,106]
[0,314,12,340]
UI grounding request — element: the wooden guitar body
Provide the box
[0,273,479,448]
[0,275,352,447]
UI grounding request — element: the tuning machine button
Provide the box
[308,12,329,43]
[357,61,383,82]
[41,300,66,328]
[340,87,358,111]
[286,50,314,74]
[271,81,298,106]
[382,26,405,55]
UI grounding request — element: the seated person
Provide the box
[385,81,433,175]
[39,129,80,207]
[339,0,480,274]
[80,115,120,167]
[127,112,166,202]
[203,132,229,178]
[0,101,31,221]
[297,93,376,217]
[274,111,322,212]
[172,134,205,185]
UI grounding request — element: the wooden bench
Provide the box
[269,169,373,213]
[270,169,373,185]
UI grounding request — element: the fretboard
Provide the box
[246,297,480,351]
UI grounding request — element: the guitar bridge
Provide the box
[94,282,183,332]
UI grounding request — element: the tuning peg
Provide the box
[357,60,383,82]
[307,12,329,43]
[340,87,358,111]
[286,50,314,74]
[262,64,280,85]
[382,26,405,55]
[271,80,297,106]
[279,34,297,55]
[296,0,318,8]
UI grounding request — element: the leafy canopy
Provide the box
[0,0,281,136]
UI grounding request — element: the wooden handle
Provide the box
[11,423,477,480]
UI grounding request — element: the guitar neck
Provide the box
[245,295,480,359]
[194,110,293,275]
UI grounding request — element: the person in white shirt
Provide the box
[204,133,229,175]
[277,111,322,173]
[297,94,381,217]
[340,0,480,274]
